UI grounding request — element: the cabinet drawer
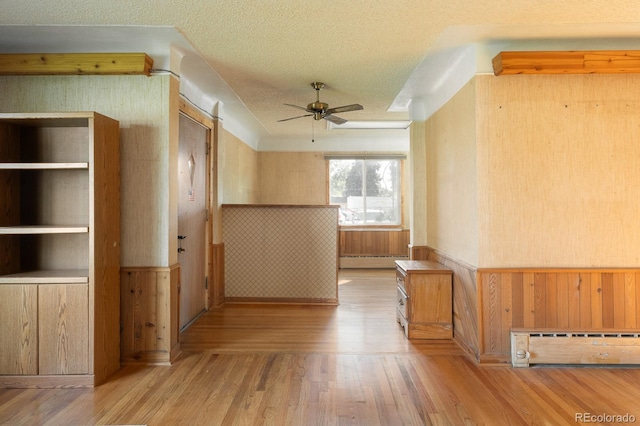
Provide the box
[395,260,453,340]
[397,286,408,320]
[396,269,407,293]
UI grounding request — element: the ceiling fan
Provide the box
[278,82,363,125]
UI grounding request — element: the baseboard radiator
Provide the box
[339,256,408,269]
[511,330,640,367]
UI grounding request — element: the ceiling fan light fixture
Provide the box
[277,81,363,124]
[308,101,329,118]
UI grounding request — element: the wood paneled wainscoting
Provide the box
[120,265,181,364]
[478,268,640,364]
[209,242,225,308]
[339,229,410,268]
[413,247,640,365]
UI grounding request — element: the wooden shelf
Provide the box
[0,162,89,170]
[0,112,92,127]
[0,269,89,284]
[0,226,89,234]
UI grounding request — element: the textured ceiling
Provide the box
[2,1,640,149]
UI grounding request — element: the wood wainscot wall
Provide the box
[339,229,410,268]
[477,268,640,364]
[120,264,181,364]
[209,242,225,307]
[412,247,640,365]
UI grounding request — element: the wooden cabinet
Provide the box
[0,112,120,388]
[395,260,453,339]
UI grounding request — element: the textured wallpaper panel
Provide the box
[222,205,338,300]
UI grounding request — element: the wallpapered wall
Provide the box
[222,205,339,302]
[424,73,640,268]
[0,75,174,268]
[425,79,479,267]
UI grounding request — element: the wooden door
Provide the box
[178,114,209,330]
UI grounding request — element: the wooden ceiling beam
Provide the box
[0,53,153,76]
[492,50,640,76]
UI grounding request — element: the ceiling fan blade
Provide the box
[277,113,313,122]
[323,114,348,125]
[284,103,311,112]
[325,103,363,115]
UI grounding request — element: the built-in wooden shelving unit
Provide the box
[0,111,121,388]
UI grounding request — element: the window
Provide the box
[328,157,403,226]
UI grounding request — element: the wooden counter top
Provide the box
[222,204,339,209]
[395,260,452,273]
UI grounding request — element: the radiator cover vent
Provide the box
[511,330,640,367]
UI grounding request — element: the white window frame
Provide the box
[326,155,405,228]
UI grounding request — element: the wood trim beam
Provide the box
[0,53,153,76]
[493,50,640,76]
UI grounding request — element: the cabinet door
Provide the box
[0,285,38,375]
[411,274,452,324]
[38,284,89,375]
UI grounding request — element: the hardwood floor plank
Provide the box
[2,269,640,425]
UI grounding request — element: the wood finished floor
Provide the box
[2,269,640,425]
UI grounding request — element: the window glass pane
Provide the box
[330,159,360,224]
[368,159,400,224]
[329,158,401,226]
